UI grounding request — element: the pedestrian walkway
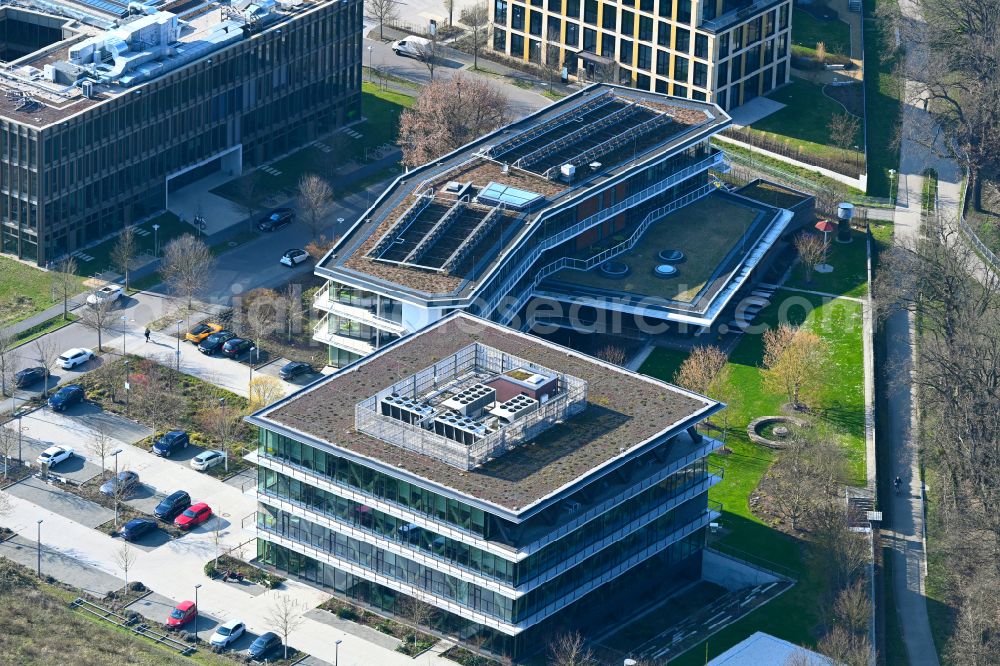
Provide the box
[2,291,90,340]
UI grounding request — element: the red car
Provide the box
[173,502,212,530]
[167,600,197,628]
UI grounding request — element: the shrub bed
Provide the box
[203,554,286,589]
[319,597,437,654]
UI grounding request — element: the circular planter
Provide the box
[747,415,809,449]
[599,260,630,278]
[653,264,678,278]
[658,249,686,262]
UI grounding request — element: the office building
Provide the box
[0,0,361,265]
[248,312,724,659]
[490,0,792,110]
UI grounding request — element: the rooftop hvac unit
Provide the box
[488,394,539,424]
[81,80,94,99]
[441,384,496,417]
[433,414,493,446]
[560,163,576,181]
[380,395,436,426]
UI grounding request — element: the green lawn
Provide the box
[0,255,86,329]
[74,211,185,277]
[784,228,870,298]
[750,78,864,164]
[863,0,903,197]
[792,7,852,57]
[638,292,867,662]
[212,83,413,203]
[12,313,78,347]
[715,140,866,198]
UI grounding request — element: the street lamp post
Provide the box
[152,223,160,256]
[335,639,342,666]
[36,519,43,577]
[249,347,257,384]
[218,398,228,472]
[367,45,373,82]
[194,583,202,641]
[123,360,130,415]
[888,168,897,206]
[120,315,128,356]
[175,320,183,372]
[11,394,22,463]
[110,448,123,528]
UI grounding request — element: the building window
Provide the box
[779,2,789,30]
[601,33,616,58]
[691,90,706,101]
[777,33,788,58]
[638,44,652,70]
[717,62,728,87]
[745,44,761,71]
[694,33,708,59]
[730,56,741,82]
[639,15,653,41]
[529,38,541,62]
[718,31,729,58]
[693,61,707,87]
[655,78,667,93]
[765,9,776,37]
[530,0,541,6]
[620,39,633,63]
[762,66,774,93]
[676,0,690,24]
[657,22,669,47]
[621,10,634,36]
[777,60,787,85]
[673,54,688,82]
[584,0,598,24]
[675,27,690,53]
[637,73,651,90]
[747,16,762,44]
[566,0,579,18]
[511,33,525,55]
[565,21,579,47]
[763,38,774,66]
[658,0,670,18]
[512,4,525,30]
[529,11,542,35]
[656,49,669,75]
[602,6,616,30]
[733,25,744,51]
[548,16,561,40]
[494,28,507,51]
[640,0,653,12]
[495,0,508,23]
[547,0,562,11]
[584,27,597,52]
[674,83,687,97]
[716,88,727,109]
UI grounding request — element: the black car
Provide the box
[154,490,191,521]
[48,385,84,412]
[221,337,253,358]
[152,430,190,457]
[258,208,294,232]
[15,366,46,388]
[248,632,282,660]
[120,518,157,541]
[279,361,313,381]
[198,330,236,355]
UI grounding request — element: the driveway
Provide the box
[6,476,114,528]
[0,425,104,485]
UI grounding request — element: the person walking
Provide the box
[144,327,150,343]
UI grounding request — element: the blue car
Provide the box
[248,631,282,660]
[152,431,189,457]
[120,518,157,541]
[48,385,84,412]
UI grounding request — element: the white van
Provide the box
[391,35,431,58]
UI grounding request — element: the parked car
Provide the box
[174,502,212,530]
[221,338,253,358]
[100,471,140,497]
[154,490,191,521]
[48,385,85,411]
[86,284,123,306]
[190,449,226,472]
[258,208,294,232]
[58,348,93,369]
[209,618,245,649]
[279,361,313,380]
[15,366,45,388]
[248,631,282,660]
[198,331,236,355]
[152,430,190,457]
[166,600,197,628]
[120,517,157,541]
[185,322,223,344]
[392,35,431,58]
[280,248,309,267]
[36,445,73,468]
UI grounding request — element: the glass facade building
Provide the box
[0,0,362,265]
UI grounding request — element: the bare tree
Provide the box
[78,296,116,353]
[461,2,490,69]
[595,345,627,366]
[88,423,114,478]
[132,362,184,436]
[762,324,829,409]
[296,174,334,241]
[398,74,511,167]
[248,375,286,412]
[240,288,278,361]
[233,171,266,233]
[280,282,304,343]
[674,345,728,397]
[0,425,17,480]
[266,593,304,660]
[31,335,59,399]
[201,400,237,472]
[767,438,821,531]
[794,232,828,283]
[817,625,870,666]
[366,0,400,41]
[414,34,441,81]
[828,112,861,152]
[833,579,872,636]
[0,328,16,397]
[110,226,138,293]
[399,596,435,649]
[51,256,78,321]
[548,631,593,666]
[114,542,137,589]
[443,0,454,25]
[161,234,216,310]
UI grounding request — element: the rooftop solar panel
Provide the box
[477,182,544,211]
